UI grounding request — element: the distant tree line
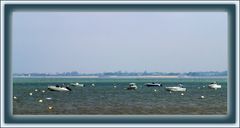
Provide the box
[183,71,227,76]
[13,71,227,77]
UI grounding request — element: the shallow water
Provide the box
[13,77,227,115]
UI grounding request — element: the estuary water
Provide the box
[13,77,227,115]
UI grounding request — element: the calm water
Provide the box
[13,77,227,115]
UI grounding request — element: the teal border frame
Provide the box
[4,4,236,123]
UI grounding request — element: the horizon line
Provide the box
[13,70,227,74]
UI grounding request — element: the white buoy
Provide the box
[198,87,201,89]
[42,90,45,93]
[169,91,172,93]
[92,84,95,86]
[48,106,53,110]
[154,89,157,92]
[200,96,205,99]
[34,89,38,92]
[114,86,117,88]
[13,96,17,100]
[203,86,205,88]
[181,93,184,96]
[38,99,43,103]
[46,97,52,100]
[29,92,33,96]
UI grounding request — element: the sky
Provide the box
[12,11,228,74]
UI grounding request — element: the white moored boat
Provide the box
[70,82,84,87]
[127,83,138,90]
[208,82,221,89]
[48,85,71,91]
[145,82,162,87]
[165,84,186,92]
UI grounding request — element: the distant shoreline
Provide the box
[13,75,227,79]
[13,71,228,78]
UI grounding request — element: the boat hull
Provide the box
[145,84,161,87]
[127,87,137,90]
[165,87,186,92]
[48,86,71,91]
[208,84,221,89]
[71,83,84,87]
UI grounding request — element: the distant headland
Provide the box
[13,71,227,78]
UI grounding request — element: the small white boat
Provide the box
[70,82,84,87]
[208,82,221,89]
[145,82,162,87]
[127,83,138,90]
[165,84,186,92]
[48,85,71,91]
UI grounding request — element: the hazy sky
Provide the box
[12,11,228,73]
